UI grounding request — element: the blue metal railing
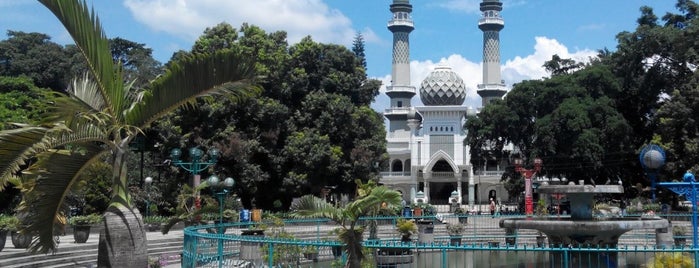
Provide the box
[182,214,699,267]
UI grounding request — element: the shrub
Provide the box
[446,223,464,236]
[68,214,102,226]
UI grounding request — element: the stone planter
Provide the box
[331,245,343,258]
[145,223,162,232]
[240,229,265,262]
[674,237,687,248]
[536,235,547,247]
[303,252,319,261]
[0,230,7,252]
[73,225,91,243]
[449,236,462,246]
[11,231,32,248]
[376,247,413,268]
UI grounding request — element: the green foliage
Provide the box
[68,214,102,226]
[0,214,13,230]
[143,216,169,224]
[0,76,54,130]
[643,203,661,212]
[646,252,694,268]
[395,218,417,238]
[673,225,687,236]
[446,223,465,236]
[222,209,238,221]
[535,199,548,217]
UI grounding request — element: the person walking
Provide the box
[490,198,496,217]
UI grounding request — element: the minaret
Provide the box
[385,0,416,132]
[477,0,506,107]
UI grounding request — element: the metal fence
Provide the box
[181,214,699,268]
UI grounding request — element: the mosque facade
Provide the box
[380,0,511,209]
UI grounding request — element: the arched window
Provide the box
[391,159,403,172]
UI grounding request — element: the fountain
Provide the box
[500,183,669,267]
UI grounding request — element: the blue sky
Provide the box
[0,0,679,110]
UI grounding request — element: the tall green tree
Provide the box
[151,23,385,209]
[0,31,70,90]
[0,2,257,268]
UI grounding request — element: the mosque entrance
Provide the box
[429,182,456,205]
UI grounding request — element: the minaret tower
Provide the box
[477,0,506,107]
[385,0,416,132]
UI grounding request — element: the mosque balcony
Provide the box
[477,83,507,90]
[474,170,505,177]
[478,17,504,26]
[384,107,411,116]
[386,85,416,93]
[388,19,414,28]
[381,171,412,177]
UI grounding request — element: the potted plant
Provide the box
[446,223,464,246]
[69,213,102,243]
[222,209,238,223]
[396,218,417,243]
[327,228,344,258]
[673,225,687,247]
[453,206,468,224]
[143,216,168,232]
[6,216,31,248]
[162,184,218,234]
[302,246,319,261]
[0,214,11,252]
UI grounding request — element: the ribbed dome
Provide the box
[419,66,466,106]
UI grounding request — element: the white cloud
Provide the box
[124,0,357,45]
[371,36,598,112]
[502,36,598,83]
[435,0,527,14]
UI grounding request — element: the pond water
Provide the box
[299,250,657,268]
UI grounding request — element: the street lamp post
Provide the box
[658,171,698,249]
[207,175,234,268]
[170,147,220,187]
[170,147,220,208]
[514,157,543,216]
[144,176,153,218]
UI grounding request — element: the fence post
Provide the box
[563,247,569,268]
[267,242,274,267]
[441,248,447,268]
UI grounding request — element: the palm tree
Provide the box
[0,0,257,266]
[290,186,402,268]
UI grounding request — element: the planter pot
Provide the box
[0,230,7,252]
[449,236,462,246]
[675,238,687,247]
[11,231,32,248]
[240,229,265,262]
[73,225,91,243]
[376,247,413,268]
[145,223,161,232]
[331,245,343,258]
[536,235,546,247]
[303,252,319,261]
[458,215,468,224]
[413,208,422,217]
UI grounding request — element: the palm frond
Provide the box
[289,195,341,220]
[39,0,124,120]
[125,50,260,128]
[0,126,51,191]
[70,72,106,112]
[17,143,105,254]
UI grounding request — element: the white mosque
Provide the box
[379,0,512,209]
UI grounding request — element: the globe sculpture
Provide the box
[639,144,666,201]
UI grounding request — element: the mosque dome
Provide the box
[419,65,466,106]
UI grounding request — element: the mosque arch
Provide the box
[391,159,403,172]
[423,150,459,173]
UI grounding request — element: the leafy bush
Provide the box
[143,216,169,224]
[68,214,102,226]
[446,223,464,235]
[0,214,14,230]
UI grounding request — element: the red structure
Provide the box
[514,157,542,216]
